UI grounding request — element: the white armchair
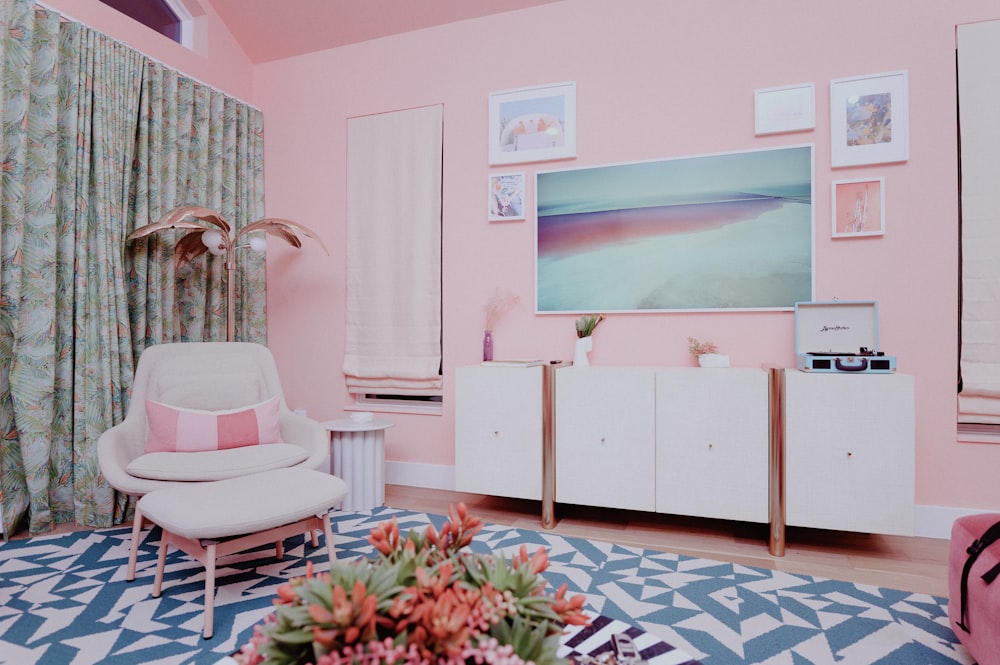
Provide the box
[97,342,329,580]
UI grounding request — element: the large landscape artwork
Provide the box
[535,145,814,312]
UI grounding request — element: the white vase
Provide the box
[573,336,593,367]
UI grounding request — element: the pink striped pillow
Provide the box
[144,396,282,453]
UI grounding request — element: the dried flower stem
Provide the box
[484,288,519,331]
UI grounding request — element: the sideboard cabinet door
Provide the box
[655,368,769,522]
[783,371,915,536]
[455,366,543,500]
[555,367,656,511]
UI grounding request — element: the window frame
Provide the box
[95,0,193,48]
[164,0,193,49]
[351,393,443,416]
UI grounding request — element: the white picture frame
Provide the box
[754,82,816,135]
[488,172,526,222]
[488,82,576,165]
[830,70,909,167]
[832,177,886,238]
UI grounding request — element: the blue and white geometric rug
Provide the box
[0,507,972,665]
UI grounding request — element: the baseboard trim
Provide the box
[385,460,455,491]
[384,462,991,540]
[914,505,994,540]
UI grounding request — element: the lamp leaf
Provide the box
[178,205,231,233]
[243,218,329,255]
[126,205,232,243]
[126,219,205,242]
[269,226,304,249]
[173,231,209,268]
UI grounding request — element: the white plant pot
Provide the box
[573,336,593,367]
[698,353,730,368]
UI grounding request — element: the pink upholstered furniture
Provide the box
[139,467,348,639]
[948,513,1000,665]
[97,342,330,581]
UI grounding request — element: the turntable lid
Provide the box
[795,300,879,354]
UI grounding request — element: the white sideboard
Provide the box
[783,371,915,536]
[455,366,544,500]
[454,364,916,541]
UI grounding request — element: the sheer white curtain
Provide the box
[343,105,443,394]
[958,20,1000,425]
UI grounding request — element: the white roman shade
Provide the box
[958,20,1000,424]
[343,105,443,394]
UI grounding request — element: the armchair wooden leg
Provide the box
[275,539,283,560]
[127,507,145,582]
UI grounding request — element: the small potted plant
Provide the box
[573,314,604,367]
[688,337,729,368]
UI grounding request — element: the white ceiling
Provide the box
[206,0,561,63]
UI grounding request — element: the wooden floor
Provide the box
[6,484,953,599]
[384,485,953,598]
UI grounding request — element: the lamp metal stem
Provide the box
[226,254,236,342]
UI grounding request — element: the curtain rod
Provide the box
[33,0,260,112]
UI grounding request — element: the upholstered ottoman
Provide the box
[948,513,1000,665]
[137,467,349,638]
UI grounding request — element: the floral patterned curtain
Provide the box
[0,3,64,537]
[127,62,266,350]
[0,0,266,537]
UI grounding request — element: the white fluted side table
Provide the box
[322,418,394,511]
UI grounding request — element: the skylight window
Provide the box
[96,0,192,48]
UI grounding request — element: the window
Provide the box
[342,105,444,412]
[96,0,192,47]
[354,393,443,415]
[957,20,1000,441]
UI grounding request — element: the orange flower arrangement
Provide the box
[234,504,588,665]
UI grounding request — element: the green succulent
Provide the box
[575,314,605,338]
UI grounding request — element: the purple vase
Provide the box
[483,330,494,361]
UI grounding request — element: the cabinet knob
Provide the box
[494,430,500,436]
[846,451,853,457]
[600,436,606,444]
[708,443,714,449]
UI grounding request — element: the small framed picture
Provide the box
[488,172,526,221]
[830,70,909,167]
[488,82,576,165]
[832,177,885,238]
[754,82,815,135]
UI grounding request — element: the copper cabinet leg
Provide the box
[768,367,786,557]
[542,362,559,529]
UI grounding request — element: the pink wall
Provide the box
[43,0,1000,517]
[256,0,1000,516]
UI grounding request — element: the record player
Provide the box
[795,300,896,373]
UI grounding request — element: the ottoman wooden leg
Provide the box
[152,532,168,597]
[204,542,217,639]
[322,513,336,570]
[127,507,145,582]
